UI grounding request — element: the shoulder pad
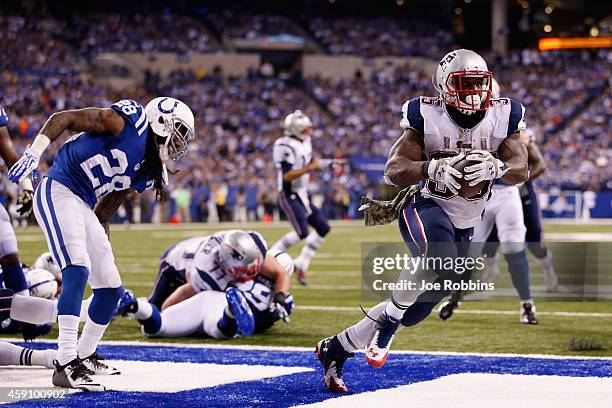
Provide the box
[400,98,424,135]
[111,100,147,135]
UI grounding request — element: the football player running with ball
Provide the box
[316,49,529,392]
[8,97,195,391]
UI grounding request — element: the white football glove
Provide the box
[427,153,465,195]
[464,150,510,187]
[8,151,39,183]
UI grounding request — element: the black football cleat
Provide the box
[438,300,460,321]
[520,302,538,325]
[315,337,354,393]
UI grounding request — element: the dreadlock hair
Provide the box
[139,127,167,202]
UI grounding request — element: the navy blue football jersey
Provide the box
[46,100,153,208]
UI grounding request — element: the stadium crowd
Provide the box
[0,11,610,222]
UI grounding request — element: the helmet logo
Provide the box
[440,52,457,72]
[158,98,179,114]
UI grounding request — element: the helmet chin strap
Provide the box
[158,145,170,185]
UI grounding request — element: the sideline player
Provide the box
[270,111,331,285]
[8,97,195,391]
[315,49,528,392]
[118,246,293,339]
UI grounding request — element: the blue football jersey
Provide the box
[46,100,153,208]
[0,107,8,127]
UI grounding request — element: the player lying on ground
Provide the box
[271,110,335,285]
[0,340,56,369]
[438,79,542,325]
[116,230,293,338]
[8,97,195,391]
[316,49,528,392]
[0,253,61,340]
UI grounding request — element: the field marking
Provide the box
[4,338,611,361]
[296,305,612,318]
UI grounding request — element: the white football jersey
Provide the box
[272,135,312,205]
[163,231,266,293]
[401,96,526,229]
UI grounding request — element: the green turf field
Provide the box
[6,221,612,357]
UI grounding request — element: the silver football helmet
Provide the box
[282,110,312,140]
[491,78,501,99]
[218,231,267,283]
[33,252,61,279]
[433,49,493,115]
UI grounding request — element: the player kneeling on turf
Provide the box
[116,231,293,339]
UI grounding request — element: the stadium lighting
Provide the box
[544,24,552,33]
[538,36,612,51]
[455,7,462,15]
[464,0,472,4]
[396,0,404,6]
[545,4,554,14]
[590,27,600,37]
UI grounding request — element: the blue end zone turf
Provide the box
[7,342,612,407]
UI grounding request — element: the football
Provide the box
[453,157,487,199]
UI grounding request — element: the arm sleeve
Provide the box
[400,98,424,135]
[508,100,527,136]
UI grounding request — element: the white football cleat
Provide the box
[81,352,121,375]
[365,313,400,368]
[52,358,106,392]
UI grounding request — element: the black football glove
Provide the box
[16,189,34,217]
[271,292,291,324]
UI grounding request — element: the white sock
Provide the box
[15,289,29,296]
[132,297,153,320]
[77,316,108,359]
[31,349,58,369]
[0,341,22,365]
[272,231,301,252]
[57,315,81,366]
[294,232,325,272]
[384,300,406,320]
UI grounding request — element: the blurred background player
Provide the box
[0,106,33,300]
[271,110,331,285]
[316,49,529,392]
[438,78,538,325]
[117,247,293,339]
[7,97,195,391]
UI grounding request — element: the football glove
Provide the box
[8,151,39,183]
[427,153,465,195]
[16,178,34,217]
[359,185,419,226]
[463,150,509,186]
[271,292,292,324]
